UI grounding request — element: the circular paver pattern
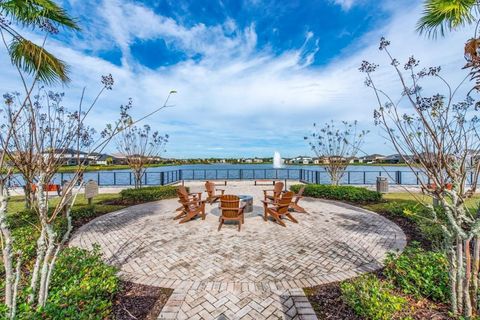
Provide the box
[70,183,406,292]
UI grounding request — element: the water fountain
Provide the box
[273,151,283,168]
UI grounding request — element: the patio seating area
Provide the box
[70,181,406,319]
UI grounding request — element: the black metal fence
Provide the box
[299,169,429,185]
[7,168,431,187]
[13,167,476,188]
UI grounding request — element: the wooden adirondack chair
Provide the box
[262,191,297,227]
[290,186,307,213]
[205,181,225,204]
[218,195,246,231]
[176,189,206,223]
[263,181,284,202]
[175,186,202,214]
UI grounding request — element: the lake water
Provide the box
[5,164,430,187]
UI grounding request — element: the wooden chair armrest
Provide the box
[261,200,277,208]
[183,199,205,205]
[188,192,202,196]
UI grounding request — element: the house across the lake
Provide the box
[288,156,314,164]
[359,154,386,164]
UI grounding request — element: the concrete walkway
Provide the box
[70,181,406,320]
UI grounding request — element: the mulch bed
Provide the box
[304,281,452,320]
[375,208,433,251]
[304,282,362,320]
[113,281,173,320]
[303,205,452,319]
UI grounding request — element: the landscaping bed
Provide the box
[298,185,459,319]
[113,281,173,320]
[1,185,181,319]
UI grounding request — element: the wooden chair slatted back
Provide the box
[221,195,240,218]
[277,192,294,215]
[177,189,191,209]
[205,181,216,196]
[178,186,189,198]
[273,182,284,197]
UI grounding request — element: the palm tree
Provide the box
[418,1,480,92]
[417,0,478,37]
[0,0,80,84]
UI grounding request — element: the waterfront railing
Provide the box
[8,168,475,188]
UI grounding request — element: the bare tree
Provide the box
[0,80,175,318]
[115,99,169,188]
[0,2,176,317]
[360,37,480,318]
[305,121,367,185]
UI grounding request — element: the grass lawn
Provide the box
[364,192,480,213]
[8,192,125,215]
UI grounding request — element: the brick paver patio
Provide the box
[70,181,406,320]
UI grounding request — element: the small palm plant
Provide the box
[417,0,478,37]
[0,0,80,84]
[418,0,480,92]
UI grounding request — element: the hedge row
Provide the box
[290,184,382,204]
[119,185,182,204]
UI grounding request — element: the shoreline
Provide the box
[55,162,411,173]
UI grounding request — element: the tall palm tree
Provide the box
[417,0,478,37]
[0,0,80,84]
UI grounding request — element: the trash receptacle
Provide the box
[376,177,389,193]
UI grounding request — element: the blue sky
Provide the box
[0,0,473,158]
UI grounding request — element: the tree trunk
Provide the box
[449,245,459,316]
[28,227,46,303]
[23,183,34,209]
[134,169,143,188]
[457,237,464,315]
[472,237,479,313]
[37,223,56,307]
[0,182,14,313]
[464,239,472,317]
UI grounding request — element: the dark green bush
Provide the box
[384,245,449,303]
[71,205,96,220]
[3,247,118,319]
[120,185,181,203]
[38,246,118,318]
[341,274,407,320]
[290,184,382,204]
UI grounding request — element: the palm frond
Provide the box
[0,0,80,30]
[9,38,70,84]
[417,0,478,38]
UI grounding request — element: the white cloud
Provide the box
[333,0,357,11]
[0,1,474,158]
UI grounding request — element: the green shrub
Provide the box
[2,247,118,319]
[39,246,118,318]
[377,202,445,248]
[341,274,407,320]
[120,185,181,203]
[290,184,382,204]
[71,205,96,220]
[384,245,449,302]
